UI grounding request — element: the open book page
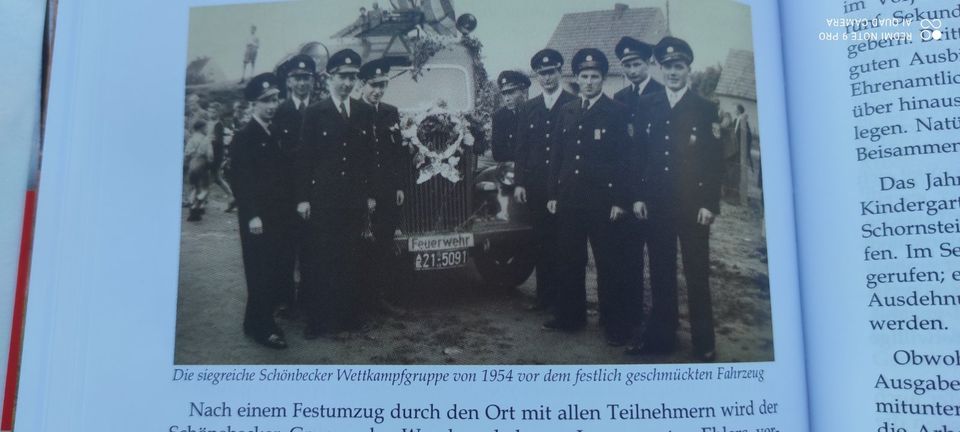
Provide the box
[16,0,806,431]
[782,0,960,429]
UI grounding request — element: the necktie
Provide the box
[634,84,641,96]
[298,102,305,114]
[339,101,348,120]
[581,98,589,111]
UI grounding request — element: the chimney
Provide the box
[614,3,628,18]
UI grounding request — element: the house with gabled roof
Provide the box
[715,48,758,134]
[544,3,669,95]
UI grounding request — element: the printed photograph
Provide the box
[176,0,770,365]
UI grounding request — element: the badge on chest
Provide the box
[594,129,602,140]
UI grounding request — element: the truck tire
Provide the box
[474,247,535,290]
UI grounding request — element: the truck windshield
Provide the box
[382,65,472,112]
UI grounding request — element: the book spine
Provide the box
[0,191,38,432]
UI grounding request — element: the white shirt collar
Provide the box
[330,93,351,117]
[633,75,652,95]
[252,114,271,135]
[581,92,603,111]
[666,85,689,109]
[543,87,561,110]
[292,95,310,110]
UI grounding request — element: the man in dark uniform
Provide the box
[272,54,317,315]
[514,49,575,311]
[543,48,631,346]
[490,70,531,162]
[612,36,666,333]
[358,57,406,310]
[613,36,664,107]
[231,73,290,349]
[627,37,724,362]
[296,49,377,338]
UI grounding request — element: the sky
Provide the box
[188,0,753,80]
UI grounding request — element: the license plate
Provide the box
[415,249,469,271]
[408,233,474,252]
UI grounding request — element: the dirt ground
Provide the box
[175,187,773,365]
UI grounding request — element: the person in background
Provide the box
[231,73,289,349]
[184,119,213,222]
[490,70,531,163]
[240,25,259,84]
[209,103,236,212]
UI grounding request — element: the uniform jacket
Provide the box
[274,97,310,158]
[613,78,665,110]
[491,106,521,162]
[632,90,724,215]
[547,95,632,210]
[231,118,292,220]
[515,90,576,190]
[296,97,376,209]
[366,101,407,197]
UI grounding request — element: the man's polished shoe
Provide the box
[605,332,628,347]
[541,319,585,332]
[303,325,323,340]
[624,339,674,356]
[696,350,717,363]
[245,329,288,349]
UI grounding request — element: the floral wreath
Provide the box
[399,99,475,184]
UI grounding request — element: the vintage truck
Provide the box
[302,7,536,289]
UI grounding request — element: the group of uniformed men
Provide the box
[493,36,723,362]
[229,33,722,362]
[232,50,404,349]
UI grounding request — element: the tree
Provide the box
[691,64,722,101]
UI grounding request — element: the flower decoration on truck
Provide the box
[400,99,475,184]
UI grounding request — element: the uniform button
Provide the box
[665,135,670,140]
[545,147,550,151]
[664,167,670,172]
[509,134,513,138]
[576,140,581,144]
[323,131,327,136]
[342,143,347,147]
[547,121,551,125]
[575,155,581,160]
[608,183,613,188]
[698,182,703,187]
[545,134,550,138]
[261,143,266,147]
[377,164,382,168]
[545,160,550,164]
[341,171,346,176]
[664,151,670,156]
[311,180,316,185]
[284,129,289,133]
[574,169,579,174]
[666,120,670,125]
[342,157,347,161]
[530,124,534,129]
[578,125,583,130]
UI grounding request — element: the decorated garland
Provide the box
[400,99,475,184]
[401,32,494,185]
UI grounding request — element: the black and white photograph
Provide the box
[176,0,770,365]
